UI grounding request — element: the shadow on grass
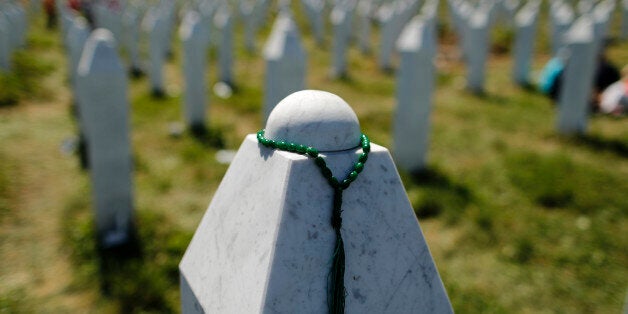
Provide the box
[65,203,191,313]
[571,133,628,158]
[405,166,473,221]
[189,124,226,149]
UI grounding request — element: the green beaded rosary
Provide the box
[256,129,371,314]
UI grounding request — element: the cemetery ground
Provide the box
[1,5,627,313]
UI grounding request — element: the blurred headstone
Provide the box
[301,0,325,46]
[122,3,144,76]
[393,13,437,173]
[550,0,574,54]
[356,0,372,54]
[512,0,540,86]
[465,8,491,94]
[180,11,209,134]
[592,0,614,53]
[179,90,452,313]
[330,2,352,78]
[622,0,628,40]
[557,16,596,135]
[377,0,421,71]
[214,5,235,88]
[0,12,10,71]
[143,7,168,96]
[67,16,90,85]
[263,11,306,121]
[76,29,134,247]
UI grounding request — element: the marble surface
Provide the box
[377,0,420,71]
[76,29,134,247]
[263,11,306,122]
[264,90,361,152]
[393,14,436,173]
[512,0,540,86]
[557,15,596,135]
[180,136,452,313]
[180,11,209,129]
[122,4,143,71]
[181,90,451,313]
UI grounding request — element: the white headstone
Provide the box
[557,16,597,135]
[76,29,134,247]
[67,16,90,85]
[465,8,491,94]
[122,3,144,75]
[301,0,325,46]
[180,11,209,132]
[214,5,234,87]
[263,12,306,122]
[550,1,574,54]
[512,0,540,86]
[330,3,352,78]
[622,0,628,40]
[356,0,372,54]
[0,12,10,71]
[377,0,421,71]
[592,0,614,52]
[180,90,452,313]
[393,14,437,172]
[143,7,168,96]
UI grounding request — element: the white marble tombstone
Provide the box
[76,29,134,247]
[180,90,452,313]
[263,12,306,122]
[330,2,353,78]
[180,11,209,132]
[301,0,325,46]
[356,0,372,54]
[0,12,10,71]
[376,2,395,69]
[2,3,20,51]
[377,0,420,71]
[143,7,168,96]
[550,1,574,54]
[12,2,27,48]
[393,14,437,173]
[465,8,491,94]
[67,16,90,85]
[622,0,628,40]
[240,0,257,52]
[556,16,596,135]
[577,0,595,15]
[592,0,614,53]
[122,3,143,76]
[214,5,234,87]
[512,0,540,86]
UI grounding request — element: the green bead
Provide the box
[358,153,368,163]
[306,147,319,157]
[277,141,287,150]
[328,176,339,187]
[288,143,297,152]
[315,156,326,167]
[321,167,332,179]
[340,179,350,190]
[348,171,358,182]
[354,162,364,173]
[297,145,307,154]
[268,140,277,148]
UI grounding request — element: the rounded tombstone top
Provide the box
[264,90,361,152]
[77,28,122,77]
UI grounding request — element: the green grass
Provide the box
[0,2,627,313]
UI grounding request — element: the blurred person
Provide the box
[599,65,628,116]
[538,48,568,102]
[43,0,56,29]
[592,50,621,111]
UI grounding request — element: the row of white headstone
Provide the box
[0,1,28,72]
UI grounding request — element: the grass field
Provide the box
[1,1,627,313]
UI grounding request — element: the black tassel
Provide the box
[328,188,346,314]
